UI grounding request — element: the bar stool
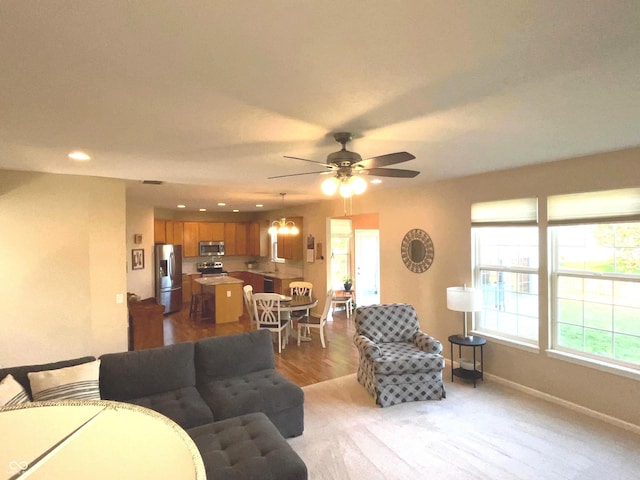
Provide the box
[190,292,214,323]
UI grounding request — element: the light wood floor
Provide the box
[163,303,359,387]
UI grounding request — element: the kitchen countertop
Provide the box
[194,276,244,286]
[237,270,303,280]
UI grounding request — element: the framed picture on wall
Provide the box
[132,248,144,270]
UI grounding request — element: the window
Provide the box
[549,188,640,368]
[472,198,539,344]
[269,231,285,263]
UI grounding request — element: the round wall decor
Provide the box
[401,228,435,273]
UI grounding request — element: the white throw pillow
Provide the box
[28,360,101,402]
[0,374,31,406]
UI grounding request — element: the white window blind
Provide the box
[471,198,538,226]
[548,187,640,225]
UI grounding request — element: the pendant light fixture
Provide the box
[268,193,299,235]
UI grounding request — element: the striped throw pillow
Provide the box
[0,374,31,406]
[28,360,101,401]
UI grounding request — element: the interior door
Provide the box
[354,229,380,306]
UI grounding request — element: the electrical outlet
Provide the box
[227,290,231,297]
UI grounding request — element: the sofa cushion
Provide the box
[99,342,197,399]
[195,330,274,381]
[0,356,96,398]
[371,342,445,375]
[99,342,213,429]
[0,374,31,406]
[126,386,214,430]
[198,370,303,420]
[187,412,307,480]
[28,359,101,401]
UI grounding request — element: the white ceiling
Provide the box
[1,1,639,213]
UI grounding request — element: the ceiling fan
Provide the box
[268,133,419,195]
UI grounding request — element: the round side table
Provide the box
[448,334,486,388]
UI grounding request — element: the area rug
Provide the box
[288,374,640,480]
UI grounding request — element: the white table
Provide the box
[0,400,205,480]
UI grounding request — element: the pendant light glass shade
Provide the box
[321,177,339,195]
[323,175,368,198]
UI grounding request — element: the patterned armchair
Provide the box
[353,303,446,407]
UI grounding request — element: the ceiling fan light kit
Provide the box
[271,132,420,199]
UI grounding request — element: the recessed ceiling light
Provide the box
[177,204,186,209]
[233,209,239,213]
[256,204,263,208]
[199,208,207,212]
[68,151,91,161]
[217,202,226,206]
[371,179,382,184]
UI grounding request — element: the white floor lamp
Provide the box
[447,285,483,340]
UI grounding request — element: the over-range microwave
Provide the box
[199,241,225,256]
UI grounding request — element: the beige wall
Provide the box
[126,202,155,299]
[280,146,640,427]
[0,170,128,367]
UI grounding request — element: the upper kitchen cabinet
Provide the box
[224,223,237,256]
[224,222,250,256]
[183,222,199,257]
[199,222,224,242]
[154,219,166,244]
[166,221,183,245]
[247,222,261,256]
[154,220,183,245]
[277,216,303,260]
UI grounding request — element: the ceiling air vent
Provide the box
[142,180,163,185]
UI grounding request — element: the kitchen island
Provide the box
[194,276,244,324]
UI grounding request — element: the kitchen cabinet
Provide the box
[199,222,224,242]
[224,223,237,256]
[277,216,304,260]
[183,222,199,257]
[235,223,248,256]
[273,277,303,295]
[154,220,183,245]
[165,221,183,245]
[247,222,261,256]
[157,219,263,257]
[154,219,166,244]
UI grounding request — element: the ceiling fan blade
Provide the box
[356,152,416,169]
[284,155,331,167]
[268,170,331,179]
[359,167,420,178]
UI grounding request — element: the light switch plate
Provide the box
[116,293,124,304]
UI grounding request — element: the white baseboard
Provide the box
[445,359,640,435]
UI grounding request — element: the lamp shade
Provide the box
[447,286,483,312]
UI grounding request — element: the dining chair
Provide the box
[297,289,333,348]
[242,285,255,326]
[289,281,313,334]
[252,293,290,353]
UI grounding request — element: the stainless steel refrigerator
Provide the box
[155,244,183,314]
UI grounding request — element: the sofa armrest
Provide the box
[353,335,382,360]
[412,332,443,354]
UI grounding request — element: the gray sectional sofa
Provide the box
[0,329,307,480]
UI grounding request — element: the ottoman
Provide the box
[187,412,307,480]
